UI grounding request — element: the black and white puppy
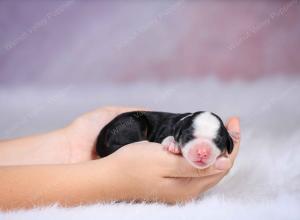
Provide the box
[96,111,234,169]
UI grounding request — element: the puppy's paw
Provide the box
[162,136,181,154]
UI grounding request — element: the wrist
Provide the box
[0,128,70,166]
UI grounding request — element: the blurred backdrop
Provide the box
[1,1,300,213]
[0,0,300,138]
[1,0,300,85]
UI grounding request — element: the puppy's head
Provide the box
[175,112,233,169]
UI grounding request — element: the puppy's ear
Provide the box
[226,135,234,154]
[174,121,183,142]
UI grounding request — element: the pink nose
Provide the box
[197,147,211,159]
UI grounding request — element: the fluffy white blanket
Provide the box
[1,77,300,219]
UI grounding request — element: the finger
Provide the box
[164,153,225,178]
[168,171,226,199]
[227,117,241,144]
[191,170,227,193]
[214,157,232,170]
[225,117,240,162]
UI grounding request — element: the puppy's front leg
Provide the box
[161,136,181,154]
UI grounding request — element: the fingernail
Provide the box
[215,158,231,170]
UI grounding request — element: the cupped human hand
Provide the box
[63,106,240,167]
[101,117,240,203]
[62,106,240,203]
[63,106,145,163]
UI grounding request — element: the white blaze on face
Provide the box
[193,112,220,139]
[181,112,221,169]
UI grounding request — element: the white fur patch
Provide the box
[193,112,220,139]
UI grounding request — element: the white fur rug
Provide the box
[1,77,300,219]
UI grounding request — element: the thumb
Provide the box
[226,117,241,162]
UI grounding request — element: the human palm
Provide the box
[64,106,143,163]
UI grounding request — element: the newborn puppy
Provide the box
[96,111,234,169]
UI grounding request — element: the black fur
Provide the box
[96,111,233,157]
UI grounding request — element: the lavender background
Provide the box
[0,0,300,138]
[1,2,300,218]
[0,0,300,85]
